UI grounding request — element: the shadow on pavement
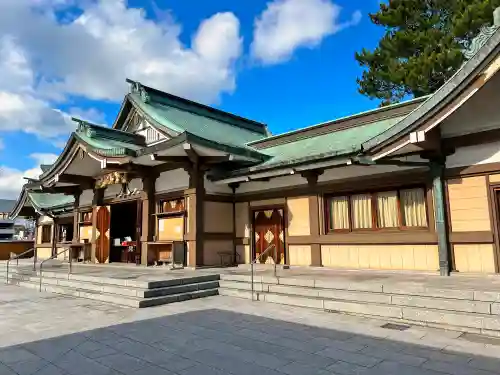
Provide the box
[1,308,500,375]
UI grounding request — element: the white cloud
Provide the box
[0,0,242,104]
[0,153,58,199]
[251,0,361,65]
[0,0,244,199]
[0,36,76,144]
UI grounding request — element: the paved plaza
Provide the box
[0,285,500,375]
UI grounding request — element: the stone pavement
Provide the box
[1,285,500,375]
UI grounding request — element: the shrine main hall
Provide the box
[10,17,500,276]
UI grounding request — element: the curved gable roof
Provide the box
[362,21,500,154]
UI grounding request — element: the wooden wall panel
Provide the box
[250,198,286,207]
[235,203,250,238]
[489,173,500,183]
[287,197,310,236]
[0,242,33,260]
[320,245,439,271]
[236,245,250,264]
[79,225,93,241]
[203,240,233,266]
[204,202,233,233]
[158,217,184,241]
[447,176,491,231]
[453,244,496,273]
[36,247,52,259]
[288,245,312,266]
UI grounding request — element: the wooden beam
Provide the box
[151,154,188,163]
[183,143,199,164]
[151,154,231,164]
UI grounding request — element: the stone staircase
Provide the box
[218,273,500,336]
[0,263,219,308]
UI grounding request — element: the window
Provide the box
[41,225,51,243]
[326,187,428,232]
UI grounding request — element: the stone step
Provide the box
[3,277,219,308]
[5,273,219,299]
[220,279,500,315]
[4,267,219,289]
[219,274,500,302]
[219,286,500,335]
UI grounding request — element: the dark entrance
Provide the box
[109,201,141,263]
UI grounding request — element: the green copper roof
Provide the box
[28,192,74,210]
[249,116,406,170]
[129,93,266,150]
[75,120,144,157]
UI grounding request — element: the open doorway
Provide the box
[109,201,140,263]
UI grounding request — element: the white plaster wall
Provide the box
[79,189,94,207]
[441,72,500,138]
[39,215,53,225]
[319,164,416,183]
[104,184,121,198]
[129,178,143,192]
[236,174,306,193]
[205,177,233,194]
[446,141,500,168]
[156,169,190,193]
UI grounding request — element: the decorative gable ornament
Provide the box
[463,7,500,60]
[95,172,128,189]
[130,81,150,103]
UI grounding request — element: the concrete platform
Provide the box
[3,260,500,335]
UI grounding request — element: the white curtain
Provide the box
[351,194,373,229]
[400,188,428,227]
[329,196,349,230]
[376,191,399,228]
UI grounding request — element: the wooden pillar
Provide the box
[140,173,158,266]
[72,190,81,244]
[51,217,58,257]
[230,183,239,266]
[430,159,451,276]
[185,164,205,267]
[302,170,323,267]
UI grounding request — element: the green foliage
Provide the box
[356,0,500,106]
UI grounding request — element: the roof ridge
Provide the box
[247,96,429,148]
[73,118,145,145]
[125,79,269,135]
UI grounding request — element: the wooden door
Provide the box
[95,206,110,264]
[253,208,285,264]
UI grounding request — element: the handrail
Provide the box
[251,244,276,302]
[6,248,36,285]
[39,248,72,292]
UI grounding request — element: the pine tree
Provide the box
[356,0,500,106]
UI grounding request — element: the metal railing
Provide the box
[6,248,36,284]
[251,244,276,302]
[39,248,72,292]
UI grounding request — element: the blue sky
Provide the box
[0,0,385,198]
